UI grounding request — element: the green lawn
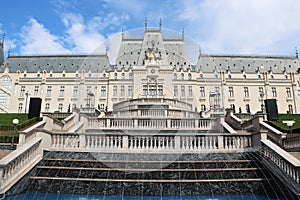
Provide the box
[268,114,300,132]
[0,113,40,131]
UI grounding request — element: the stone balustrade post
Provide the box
[123,135,129,149]
[79,134,86,148]
[174,135,181,150]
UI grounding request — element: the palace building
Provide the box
[1,25,300,115]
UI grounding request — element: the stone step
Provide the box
[36,165,261,172]
[29,176,268,183]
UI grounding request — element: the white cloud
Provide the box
[19,18,69,54]
[179,0,300,55]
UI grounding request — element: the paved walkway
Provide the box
[289,152,300,161]
[0,150,12,159]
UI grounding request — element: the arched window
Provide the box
[181,73,184,80]
[200,104,206,112]
[18,103,23,113]
[288,104,293,114]
[58,103,63,112]
[173,73,177,80]
[188,73,192,80]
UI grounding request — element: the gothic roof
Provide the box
[1,54,111,73]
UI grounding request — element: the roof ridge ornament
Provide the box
[145,17,148,31]
[295,46,298,58]
[159,18,162,31]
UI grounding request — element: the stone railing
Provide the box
[50,132,252,153]
[261,139,300,185]
[260,121,286,147]
[0,137,43,194]
[18,121,46,145]
[86,118,214,130]
[283,136,300,150]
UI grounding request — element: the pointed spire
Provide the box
[296,46,298,58]
[1,33,4,44]
[198,44,202,59]
[105,45,109,55]
[145,17,148,30]
[159,18,162,30]
[182,28,185,40]
[121,27,124,40]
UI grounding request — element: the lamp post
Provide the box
[11,118,19,150]
[285,120,295,136]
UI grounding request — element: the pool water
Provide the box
[4,192,288,200]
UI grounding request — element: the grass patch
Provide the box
[0,113,41,131]
[268,114,300,132]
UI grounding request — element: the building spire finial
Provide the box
[145,17,148,30]
[1,32,5,46]
[159,18,162,30]
[182,28,185,40]
[296,46,298,58]
[121,27,124,40]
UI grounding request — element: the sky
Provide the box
[1,0,300,62]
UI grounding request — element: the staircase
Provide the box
[23,151,279,196]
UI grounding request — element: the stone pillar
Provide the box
[174,135,181,151]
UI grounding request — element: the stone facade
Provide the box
[0,27,300,114]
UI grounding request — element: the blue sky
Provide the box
[1,0,300,61]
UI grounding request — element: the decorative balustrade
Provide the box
[0,137,43,193]
[87,118,213,130]
[283,136,300,150]
[261,139,300,184]
[50,132,252,152]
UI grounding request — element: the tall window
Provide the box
[20,86,25,97]
[1,76,12,90]
[200,87,205,97]
[34,86,39,96]
[174,86,178,97]
[228,87,234,98]
[201,104,206,112]
[173,73,177,80]
[188,73,192,80]
[121,73,125,79]
[286,87,292,98]
[121,86,125,96]
[143,85,148,95]
[230,104,236,113]
[58,103,63,112]
[114,73,118,80]
[288,104,293,114]
[45,103,50,112]
[149,85,156,96]
[73,86,78,97]
[243,87,249,98]
[128,86,132,96]
[246,104,250,113]
[101,86,106,97]
[158,85,163,96]
[258,87,264,96]
[113,86,117,96]
[59,86,65,97]
[181,86,185,97]
[181,73,184,80]
[271,87,277,98]
[18,103,23,113]
[46,86,52,97]
[188,86,192,97]
[100,104,105,110]
[129,73,133,79]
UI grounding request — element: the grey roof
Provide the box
[197,54,300,73]
[2,54,111,73]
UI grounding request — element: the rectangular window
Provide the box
[20,86,25,97]
[200,87,205,97]
[229,87,234,98]
[258,87,264,96]
[286,87,292,98]
[188,86,192,97]
[149,85,156,96]
[243,87,249,98]
[158,85,163,96]
[46,86,52,97]
[59,86,65,97]
[174,86,178,97]
[181,86,185,97]
[121,86,125,96]
[34,86,39,96]
[128,86,132,96]
[143,85,148,96]
[101,86,106,97]
[100,104,105,110]
[271,87,277,98]
[45,103,50,112]
[113,86,117,96]
[73,86,78,97]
